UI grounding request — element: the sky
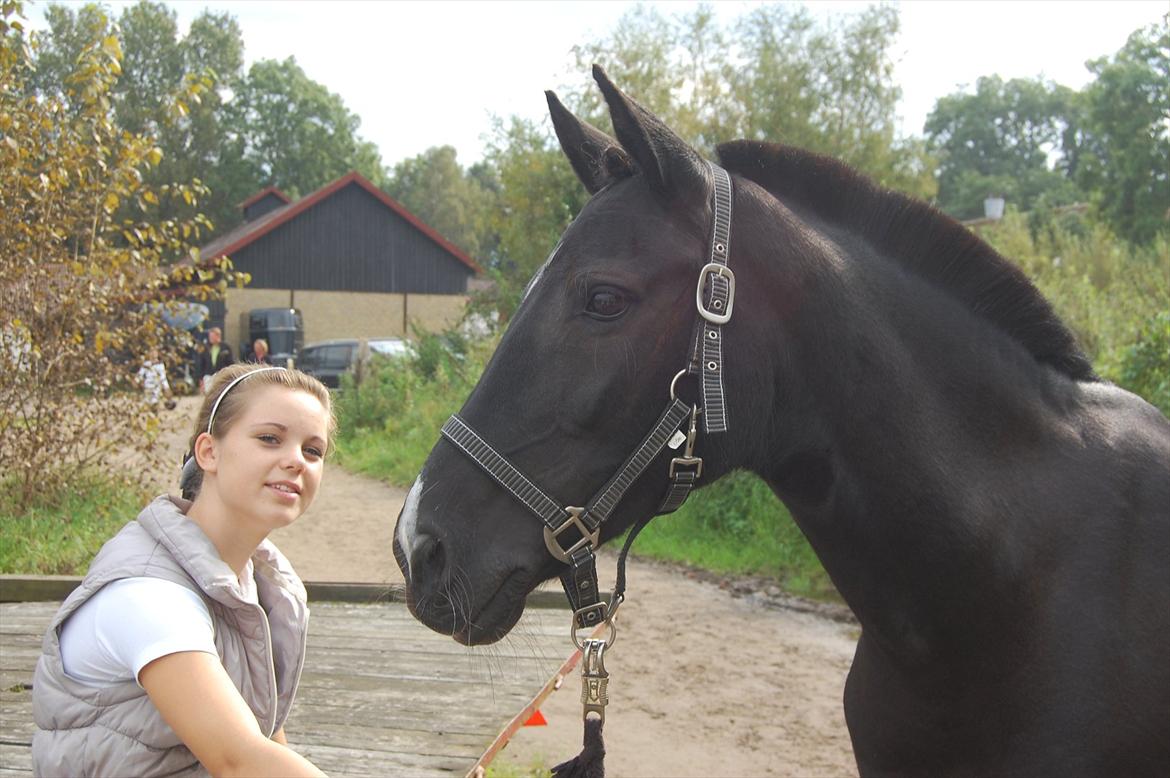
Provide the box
[27,0,1168,169]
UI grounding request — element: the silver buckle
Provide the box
[543,506,600,563]
[669,456,703,479]
[696,262,735,324]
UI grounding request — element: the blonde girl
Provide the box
[33,364,334,777]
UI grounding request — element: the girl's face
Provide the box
[202,385,330,532]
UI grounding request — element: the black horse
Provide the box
[394,67,1170,776]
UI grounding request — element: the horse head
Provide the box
[393,66,764,645]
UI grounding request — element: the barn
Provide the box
[197,171,481,354]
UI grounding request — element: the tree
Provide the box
[566,4,936,199]
[478,117,590,322]
[226,56,386,199]
[1,3,245,509]
[925,75,1084,220]
[115,2,249,232]
[385,145,497,262]
[28,1,249,233]
[1074,17,1170,245]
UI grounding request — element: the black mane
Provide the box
[717,140,1096,382]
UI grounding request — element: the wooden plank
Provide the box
[0,742,33,775]
[0,599,571,775]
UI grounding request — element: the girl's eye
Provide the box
[585,287,629,320]
[259,434,279,444]
[304,447,324,460]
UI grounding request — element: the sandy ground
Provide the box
[154,397,860,777]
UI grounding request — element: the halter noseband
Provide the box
[440,161,735,636]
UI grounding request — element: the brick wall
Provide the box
[222,288,467,351]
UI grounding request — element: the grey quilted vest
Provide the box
[31,495,310,777]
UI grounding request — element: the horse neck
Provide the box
[730,205,1077,665]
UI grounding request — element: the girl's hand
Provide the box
[140,651,325,777]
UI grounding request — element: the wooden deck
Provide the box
[0,597,579,777]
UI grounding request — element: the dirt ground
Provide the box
[155,397,860,777]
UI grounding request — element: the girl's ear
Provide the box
[194,432,218,474]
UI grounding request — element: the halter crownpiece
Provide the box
[439,160,735,632]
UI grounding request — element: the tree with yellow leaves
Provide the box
[1,1,247,509]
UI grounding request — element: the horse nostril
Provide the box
[410,533,446,580]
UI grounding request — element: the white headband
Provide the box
[206,367,287,435]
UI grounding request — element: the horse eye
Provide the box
[585,288,629,320]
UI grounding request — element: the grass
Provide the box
[0,475,150,575]
[630,470,838,601]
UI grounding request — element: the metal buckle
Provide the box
[543,506,600,563]
[669,456,703,479]
[696,262,735,324]
[572,605,618,649]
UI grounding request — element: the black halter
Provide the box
[440,161,734,633]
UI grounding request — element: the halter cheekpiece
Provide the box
[440,161,735,644]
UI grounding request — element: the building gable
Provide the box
[202,173,479,296]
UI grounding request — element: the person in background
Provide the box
[251,338,273,365]
[137,348,171,407]
[32,364,334,777]
[195,327,234,393]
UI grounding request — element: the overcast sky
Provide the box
[28,1,1168,168]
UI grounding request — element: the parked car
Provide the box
[296,337,413,388]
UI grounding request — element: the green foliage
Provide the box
[27,2,386,236]
[31,1,248,232]
[1075,17,1170,246]
[975,213,1170,415]
[565,4,935,200]
[332,331,494,484]
[226,56,386,198]
[478,117,590,322]
[925,75,1082,220]
[1118,310,1170,415]
[0,473,149,574]
[632,471,836,600]
[385,145,498,262]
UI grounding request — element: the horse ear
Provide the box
[591,63,706,196]
[546,90,618,195]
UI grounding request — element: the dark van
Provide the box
[240,308,304,367]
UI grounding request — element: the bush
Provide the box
[332,329,495,483]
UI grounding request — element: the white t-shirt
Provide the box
[58,577,220,687]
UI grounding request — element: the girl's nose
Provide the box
[283,447,307,471]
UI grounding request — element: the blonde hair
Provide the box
[180,364,336,499]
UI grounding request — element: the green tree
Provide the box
[567,4,936,199]
[29,2,249,232]
[478,117,589,322]
[385,145,497,262]
[226,56,386,199]
[1074,17,1170,245]
[925,75,1083,220]
[733,4,934,198]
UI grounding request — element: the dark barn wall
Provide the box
[243,193,288,222]
[231,183,472,294]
